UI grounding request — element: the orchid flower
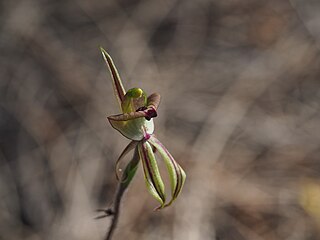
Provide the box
[100,48,186,209]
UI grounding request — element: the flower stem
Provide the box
[104,148,140,240]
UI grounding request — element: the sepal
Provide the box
[148,135,186,207]
[138,141,166,209]
[100,47,126,109]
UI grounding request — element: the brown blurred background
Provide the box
[1,0,320,239]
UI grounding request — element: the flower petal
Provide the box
[147,93,161,110]
[107,116,154,141]
[148,135,186,207]
[108,111,151,121]
[120,147,140,188]
[100,47,126,109]
[138,141,166,209]
[115,141,139,181]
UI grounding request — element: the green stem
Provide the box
[105,148,140,240]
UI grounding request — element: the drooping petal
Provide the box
[115,141,139,180]
[138,141,166,209]
[107,116,154,141]
[100,47,126,109]
[148,135,186,207]
[120,147,140,188]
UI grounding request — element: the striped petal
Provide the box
[108,109,156,121]
[120,147,140,188]
[138,141,166,210]
[148,135,186,207]
[115,141,138,180]
[100,47,126,110]
[147,93,161,111]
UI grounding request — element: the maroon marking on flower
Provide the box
[146,107,157,120]
[136,106,158,121]
[144,133,151,140]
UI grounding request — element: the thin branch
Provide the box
[97,148,140,240]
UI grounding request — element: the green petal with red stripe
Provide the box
[115,140,138,181]
[120,147,140,189]
[138,141,166,210]
[100,47,126,110]
[148,135,186,207]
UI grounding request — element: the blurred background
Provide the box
[1,0,320,239]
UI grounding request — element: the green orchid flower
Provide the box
[100,47,186,209]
